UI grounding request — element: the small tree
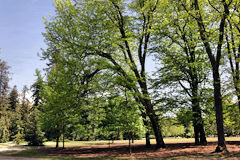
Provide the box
[14,122,23,145]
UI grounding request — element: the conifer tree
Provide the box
[0,59,11,142]
[8,86,20,140]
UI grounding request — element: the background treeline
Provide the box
[1,0,240,152]
[0,59,44,145]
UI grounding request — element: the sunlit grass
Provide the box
[1,137,240,148]
[43,136,240,147]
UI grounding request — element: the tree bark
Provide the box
[199,123,207,145]
[145,132,151,147]
[140,109,151,147]
[213,70,226,151]
[192,84,207,145]
[132,132,134,143]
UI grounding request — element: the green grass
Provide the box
[44,137,240,147]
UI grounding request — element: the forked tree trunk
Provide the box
[192,84,207,145]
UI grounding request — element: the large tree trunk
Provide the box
[193,123,200,144]
[199,123,207,145]
[213,69,226,151]
[145,132,151,147]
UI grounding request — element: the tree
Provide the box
[8,86,20,141]
[31,69,44,107]
[24,70,45,146]
[224,1,240,113]
[42,0,165,148]
[152,2,209,144]
[179,0,232,151]
[0,59,11,142]
[21,85,31,135]
[24,110,44,146]
[40,49,102,148]
[9,85,18,111]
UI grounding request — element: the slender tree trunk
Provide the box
[62,125,65,149]
[213,70,226,151]
[56,136,59,148]
[56,125,60,148]
[63,134,65,149]
[132,132,134,143]
[128,133,131,154]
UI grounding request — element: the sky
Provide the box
[0,0,55,92]
[0,0,157,94]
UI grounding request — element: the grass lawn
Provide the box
[43,136,240,147]
[0,137,239,160]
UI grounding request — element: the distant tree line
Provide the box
[0,59,44,145]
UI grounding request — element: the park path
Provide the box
[0,156,49,160]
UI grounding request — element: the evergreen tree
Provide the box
[9,85,18,110]
[0,59,11,142]
[8,86,20,141]
[23,69,45,146]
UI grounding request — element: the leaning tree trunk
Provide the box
[143,99,165,148]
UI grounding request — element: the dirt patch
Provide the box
[0,146,26,154]
[38,141,240,159]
